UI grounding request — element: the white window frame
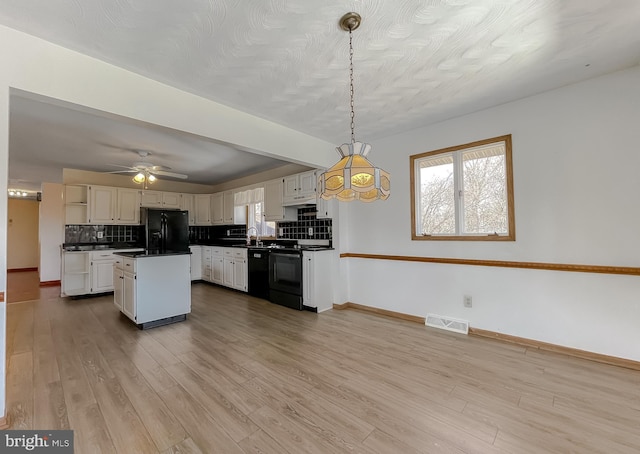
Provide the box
[410,134,515,241]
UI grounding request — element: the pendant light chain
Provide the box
[349,27,356,144]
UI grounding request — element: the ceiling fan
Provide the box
[108,150,188,188]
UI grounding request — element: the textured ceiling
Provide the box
[1,0,640,190]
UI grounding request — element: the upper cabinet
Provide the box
[282,170,317,206]
[116,188,141,224]
[210,192,224,225]
[162,192,181,209]
[264,179,296,222]
[89,185,116,224]
[181,193,196,225]
[64,185,89,224]
[223,190,247,225]
[194,194,212,225]
[140,190,182,209]
[140,190,163,207]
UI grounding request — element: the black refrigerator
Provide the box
[141,208,190,254]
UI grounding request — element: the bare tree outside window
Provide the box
[410,135,515,241]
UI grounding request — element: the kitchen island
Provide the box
[113,251,191,329]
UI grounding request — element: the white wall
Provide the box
[340,65,640,361]
[39,183,64,282]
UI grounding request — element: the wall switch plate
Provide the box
[308,227,313,236]
[463,295,472,308]
[279,227,284,236]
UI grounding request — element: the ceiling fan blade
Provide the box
[149,165,171,171]
[104,170,136,174]
[152,170,188,179]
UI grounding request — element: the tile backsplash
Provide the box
[277,207,332,240]
[65,225,142,244]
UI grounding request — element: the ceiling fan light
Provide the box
[147,174,156,182]
[133,172,146,184]
[8,190,15,196]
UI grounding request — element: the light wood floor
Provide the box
[6,283,640,453]
[6,270,60,303]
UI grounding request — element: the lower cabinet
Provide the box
[223,258,234,287]
[189,246,202,280]
[114,254,191,326]
[62,251,90,297]
[91,253,116,293]
[223,248,247,292]
[302,250,334,312]
[62,249,143,297]
[199,246,247,292]
[212,248,224,285]
[122,270,136,321]
[233,259,246,291]
[113,266,123,310]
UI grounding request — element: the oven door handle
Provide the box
[270,252,300,258]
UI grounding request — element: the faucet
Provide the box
[246,226,260,246]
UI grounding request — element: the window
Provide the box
[237,187,276,238]
[410,135,514,240]
[249,201,276,238]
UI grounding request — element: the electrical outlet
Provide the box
[463,295,472,308]
[308,227,313,236]
[97,231,103,239]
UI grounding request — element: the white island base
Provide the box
[114,252,191,329]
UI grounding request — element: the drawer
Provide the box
[90,250,115,261]
[123,257,136,272]
[212,247,224,256]
[232,249,247,259]
[113,257,124,269]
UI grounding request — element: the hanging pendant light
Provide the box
[318,12,390,202]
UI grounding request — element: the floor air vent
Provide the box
[425,314,469,335]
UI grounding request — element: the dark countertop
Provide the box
[63,242,142,251]
[115,251,192,258]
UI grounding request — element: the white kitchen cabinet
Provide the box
[64,185,89,224]
[61,251,90,296]
[89,185,116,224]
[211,192,224,225]
[181,193,196,225]
[116,188,141,224]
[316,192,335,219]
[195,194,212,225]
[140,190,163,207]
[201,246,212,282]
[62,248,144,298]
[264,178,296,222]
[162,192,181,209]
[122,269,136,321]
[233,258,247,291]
[212,247,224,285]
[90,250,116,293]
[223,190,246,225]
[223,257,234,287]
[113,264,124,310]
[189,245,202,280]
[222,248,247,291]
[302,250,334,312]
[114,253,191,327]
[283,170,317,205]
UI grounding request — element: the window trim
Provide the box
[410,134,515,241]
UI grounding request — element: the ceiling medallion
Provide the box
[318,12,390,203]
